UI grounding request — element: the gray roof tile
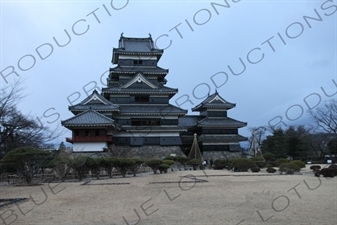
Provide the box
[192,91,236,111]
[61,109,118,127]
[110,66,168,74]
[119,104,187,115]
[117,36,162,53]
[197,117,247,128]
[69,90,119,112]
[101,86,178,95]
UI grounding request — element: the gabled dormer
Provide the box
[192,90,236,115]
[69,90,119,114]
[121,73,158,89]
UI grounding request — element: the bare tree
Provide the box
[0,79,63,159]
[247,127,267,146]
[309,99,337,136]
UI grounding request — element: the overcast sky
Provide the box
[1,0,336,147]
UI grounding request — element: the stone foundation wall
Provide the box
[70,146,243,162]
[202,151,242,161]
[107,145,184,160]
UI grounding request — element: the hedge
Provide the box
[290,160,306,169]
[275,158,290,167]
[279,163,300,174]
[230,158,257,172]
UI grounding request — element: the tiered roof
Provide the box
[118,104,187,116]
[197,117,246,128]
[102,72,178,97]
[69,90,119,113]
[192,91,236,111]
[109,66,168,75]
[62,109,119,128]
[112,34,163,63]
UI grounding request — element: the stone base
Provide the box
[107,145,184,160]
[202,151,242,161]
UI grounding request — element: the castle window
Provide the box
[135,95,149,102]
[134,60,143,65]
[131,118,160,126]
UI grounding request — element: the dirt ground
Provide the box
[0,165,336,225]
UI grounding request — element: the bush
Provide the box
[266,164,274,168]
[320,168,337,177]
[256,162,267,168]
[176,156,190,170]
[275,158,290,167]
[86,157,103,179]
[159,164,170,173]
[162,160,175,166]
[145,159,163,174]
[279,163,301,174]
[263,152,276,162]
[230,158,257,172]
[101,157,119,178]
[187,159,202,170]
[266,168,276,173]
[1,147,52,184]
[290,160,306,169]
[251,167,260,173]
[213,159,230,170]
[163,156,177,161]
[130,158,144,176]
[328,164,337,169]
[115,159,135,178]
[249,156,266,168]
[250,156,265,162]
[310,165,321,171]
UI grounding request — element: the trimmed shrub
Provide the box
[266,168,276,173]
[176,156,190,170]
[86,157,103,179]
[159,164,170,173]
[162,160,175,166]
[279,163,300,174]
[213,159,230,170]
[101,157,119,178]
[250,156,265,162]
[328,164,337,169]
[249,156,266,168]
[290,160,306,169]
[145,159,163,174]
[251,167,261,173]
[320,168,337,177]
[162,159,175,171]
[310,165,321,171]
[187,159,202,170]
[71,156,90,181]
[275,158,290,167]
[115,159,136,178]
[256,162,267,168]
[164,156,177,161]
[230,158,257,172]
[130,158,144,177]
[263,152,276,162]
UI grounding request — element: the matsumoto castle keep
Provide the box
[61,34,248,160]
